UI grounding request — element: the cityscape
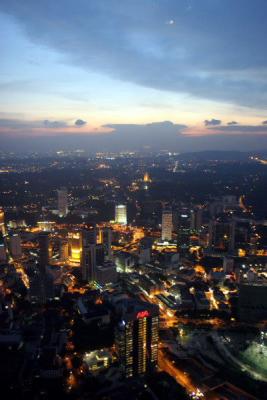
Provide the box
[1,1,267,399]
[0,152,266,399]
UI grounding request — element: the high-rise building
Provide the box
[9,233,22,259]
[115,204,127,225]
[81,243,96,282]
[96,261,117,286]
[59,239,68,261]
[177,209,191,253]
[38,232,50,273]
[0,234,7,264]
[99,227,113,260]
[190,207,203,232]
[0,208,7,237]
[33,232,54,303]
[115,300,159,378]
[81,228,105,281]
[68,231,82,265]
[57,188,68,217]
[209,218,235,253]
[161,208,173,242]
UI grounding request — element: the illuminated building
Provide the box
[9,233,22,259]
[81,228,105,281]
[37,221,55,232]
[99,227,113,260]
[161,208,173,242]
[0,234,7,263]
[143,172,152,190]
[115,204,127,225]
[177,209,191,253]
[59,239,68,261]
[68,231,82,265]
[115,300,159,378]
[0,208,7,236]
[83,350,113,374]
[57,187,68,217]
[143,172,151,183]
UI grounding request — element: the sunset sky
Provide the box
[1,0,267,152]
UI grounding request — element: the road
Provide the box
[158,348,197,393]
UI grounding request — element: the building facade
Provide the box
[115,204,127,225]
[115,300,159,378]
[161,208,173,242]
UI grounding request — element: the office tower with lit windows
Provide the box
[0,208,7,237]
[57,187,68,217]
[115,300,159,378]
[115,204,127,225]
[68,231,82,265]
[161,208,173,242]
[177,209,192,253]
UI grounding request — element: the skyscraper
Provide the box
[57,187,68,217]
[115,204,127,225]
[81,243,96,282]
[81,227,97,281]
[161,208,173,242]
[99,227,113,260]
[177,209,191,253]
[0,208,7,237]
[68,231,82,265]
[0,234,7,264]
[208,218,235,253]
[115,300,159,378]
[38,232,50,273]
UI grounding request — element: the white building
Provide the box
[115,204,127,225]
[57,188,68,217]
[161,208,173,242]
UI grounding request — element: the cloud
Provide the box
[0,117,86,132]
[102,121,187,149]
[75,119,87,127]
[208,124,267,134]
[0,118,42,129]
[2,119,267,153]
[2,0,267,108]
[204,119,222,126]
[227,121,238,125]
[43,120,67,128]
[262,120,267,125]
